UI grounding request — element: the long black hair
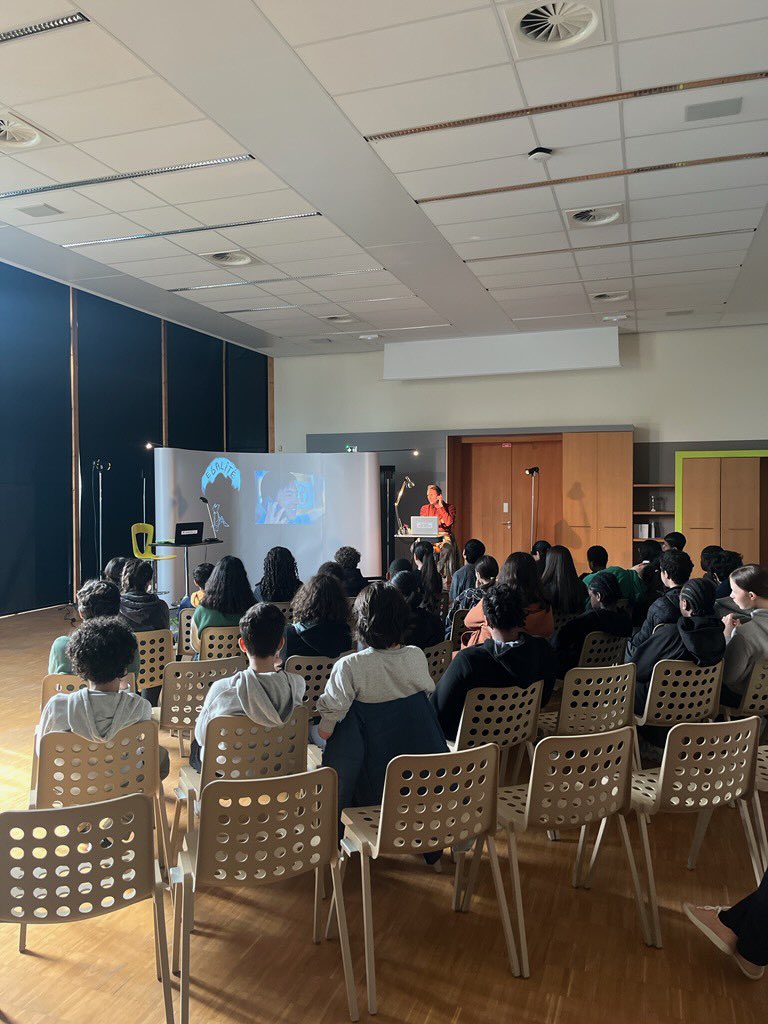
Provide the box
[498,551,547,608]
[257,546,302,602]
[202,555,254,616]
[412,541,442,613]
[540,545,584,614]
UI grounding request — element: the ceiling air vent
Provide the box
[201,249,261,268]
[0,116,42,149]
[591,290,630,303]
[501,1,604,59]
[665,309,695,316]
[323,314,355,324]
[566,203,624,228]
[19,202,63,217]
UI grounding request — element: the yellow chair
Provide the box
[131,522,175,564]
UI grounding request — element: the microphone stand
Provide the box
[527,469,540,550]
[93,459,111,573]
[200,496,217,539]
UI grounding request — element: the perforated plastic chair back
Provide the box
[374,744,499,858]
[556,664,636,735]
[522,726,634,830]
[423,640,453,684]
[284,655,343,716]
[177,607,195,658]
[552,610,579,633]
[732,657,768,717]
[578,631,627,667]
[640,659,723,726]
[159,657,246,734]
[272,602,294,624]
[136,629,174,692]
[455,682,543,751]
[193,770,338,887]
[449,608,469,650]
[35,721,160,808]
[0,793,155,926]
[199,625,241,660]
[40,674,136,711]
[200,707,309,788]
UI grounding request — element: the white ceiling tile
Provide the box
[108,254,216,278]
[399,155,546,198]
[296,301,356,318]
[373,118,536,174]
[422,188,558,225]
[360,309,445,330]
[634,269,740,289]
[177,189,316,225]
[618,20,768,91]
[341,295,425,312]
[295,9,509,94]
[335,65,525,135]
[472,251,577,274]
[21,211,144,244]
[251,236,365,264]
[78,120,246,174]
[439,211,564,244]
[0,156,53,192]
[568,224,630,248]
[631,210,760,241]
[494,282,586,300]
[631,253,745,275]
[553,178,627,208]
[578,261,633,281]
[229,263,285,282]
[0,23,148,105]
[626,121,768,168]
[629,186,768,221]
[516,46,618,106]
[614,0,768,40]
[456,231,569,259]
[549,140,624,178]
[627,158,768,199]
[142,269,238,290]
[268,253,381,276]
[117,206,201,232]
[263,284,327,302]
[573,246,631,266]
[500,294,592,316]
[311,274,406,296]
[182,283,285,303]
[170,229,254,254]
[623,81,768,139]
[76,181,167,213]
[0,189,107,225]
[583,277,633,295]
[632,236,752,260]
[481,267,582,288]
[0,2,76,32]
[513,316,601,331]
[14,145,115,182]
[532,104,622,149]
[68,237,188,263]
[636,317,724,330]
[220,216,341,248]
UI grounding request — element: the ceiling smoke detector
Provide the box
[0,116,42,149]
[591,291,630,303]
[566,203,624,228]
[201,249,259,267]
[501,1,604,58]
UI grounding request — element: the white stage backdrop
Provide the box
[154,448,381,604]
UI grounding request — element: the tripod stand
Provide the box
[93,458,111,574]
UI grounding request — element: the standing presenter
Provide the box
[420,483,456,535]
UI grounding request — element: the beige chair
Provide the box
[450,682,544,784]
[158,656,247,755]
[538,664,636,737]
[171,772,358,1023]
[630,717,762,947]
[136,628,175,694]
[0,793,174,1024]
[578,631,628,667]
[492,726,651,976]
[39,672,136,710]
[635,659,722,729]
[272,601,294,624]
[331,744,519,1014]
[753,745,768,871]
[177,606,195,659]
[284,654,345,717]
[199,625,241,660]
[721,656,768,720]
[448,608,469,651]
[552,609,579,633]
[424,640,453,684]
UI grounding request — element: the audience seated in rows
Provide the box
[625,549,694,661]
[317,560,345,583]
[412,540,443,614]
[192,603,305,770]
[103,555,127,587]
[462,551,554,647]
[390,570,444,650]
[540,543,588,615]
[432,584,556,742]
[582,545,646,605]
[120,558,170,632]
[550,571,632,678]
[531,539,551,573]
[179,561,213,611]
[281,573,353,661]
[662,530,687,552]
[445,554,498,636]
[252,545,303,603]
[386,557,411,580]
[49,578,140,678]
[700,544,723,584]
[191,555,253,651]
[712,549,744,600]
[449,538,485,602]
[722,564,768,707]
[334,545,367,598]
[39,617,169,778]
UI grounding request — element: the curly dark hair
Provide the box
[354,581,408,650]
[77,579,120,619]
[587,571,622,607]
[498,551,547,608]
[239,603,286,658]
[103,556,127,587]
[317,560,345,583]
[483,584,526,632]
[660,549,693,586]
[67,617,138,684]
[257,546,302,602]
[291,573,350,627]
[335,546,361,570]
[202,555,254,617]
[121,558,154,593]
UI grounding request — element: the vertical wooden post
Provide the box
[69,288,81,599]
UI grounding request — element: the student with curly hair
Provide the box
[48,578,140,679]
[253,546,303,603]
[334,545,367,597]
[282,573,353,661]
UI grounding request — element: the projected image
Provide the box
[201,456,240,532]
[255,469,325,525]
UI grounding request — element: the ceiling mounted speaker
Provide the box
[201,249,260,267]
[501,0,604,58]
[566,203,624,228]
[0,116,42,149]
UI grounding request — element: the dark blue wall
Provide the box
[226,342,270,452]
[166,323,224,452]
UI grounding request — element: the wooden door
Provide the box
[560,433,598,573]
[681,457,721,568]
[465,443,512,564]
[596,431,633,570]
[721,457,760,563]
[510,440,563,555]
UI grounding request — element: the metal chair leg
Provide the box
[452,851,465,911]
[617,814,653,947]
[737,798,764,887]
[360,852,377,1016]
[506,827,529,978]
[330,858,360,1022]
[460,835,484,913]
[313,866,323,944]
[485,834,521,977]
[572,824,590,889]
[582,816,609,889]
[637,812,662,948]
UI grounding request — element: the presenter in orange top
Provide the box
[420,483,456,534]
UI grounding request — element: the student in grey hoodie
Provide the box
[37,617,169,779]
[722,564,768,706]
[193,602,306,769]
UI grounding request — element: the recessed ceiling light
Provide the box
[602,314,629,322]
[359,334,380,341]
[0,13,87,44]
[591,291,630,303]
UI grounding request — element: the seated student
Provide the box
[103,556,127,588]
[390,570,444,650]
[449,539,485,602]
[38,617,169,779]
[662,530,687,552]
[192,555,254,651]
[119,558,170,632]
[625,549,694,661]
[386,557,411,580]
[317,560,346,584]
[433,584,556,741]
[721,564,768,707]
[631,577,725,715]
[49,579,140,679]
[712,549,744,600]
[445,554,499,637]
[282,573,353,661]
[193,603,306,770]
[179,562,214,611]
[412,540,443,615]
[550,571,632,678]
[253,546,303,603]
[334,546,367,598]
[540,544,588,615]
[531,539,551,574]
[463,552,554,648]
[582,545,646,605]
[700,544,723,583]
[630,539,664,624]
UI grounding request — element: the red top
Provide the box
[419,501,456,532]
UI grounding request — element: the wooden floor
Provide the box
[1,607,765,1024]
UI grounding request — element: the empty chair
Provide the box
[578,631,628,668]
[171,771,358,1023]
[423,640,453,684]
[136,628,174,695]
[721,656,768,720]
[331,744,519,1014]
[451,682,543,784]
[492,726,651,976]
[198,625,241,660]
[448,607,469,651]
[0,793,173,1024]
[538,664,636,737]
[177,606,195,659]
[158,656,247,755]
[630,717,762,947]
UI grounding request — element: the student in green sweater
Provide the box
[48,579,141,678]
[191,555,255,651]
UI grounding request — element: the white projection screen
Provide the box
[154,448,381,603]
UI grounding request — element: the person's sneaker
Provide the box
[683,903,737,955]
[734,952,765,981]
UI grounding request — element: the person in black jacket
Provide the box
[632,577,725,715]
[119,558,170,632]
[390,570,444,650]
[432,584,556,741]
[281,573,353,662]
[449,538,485,602]
[550,571,632,677]
[625,549,694,662]
[334,546,368,598]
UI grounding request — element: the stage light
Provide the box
[412,450,420,456]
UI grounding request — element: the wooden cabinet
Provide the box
[682,458,721,563]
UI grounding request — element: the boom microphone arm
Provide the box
[200,495,217,539]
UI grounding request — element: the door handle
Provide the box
[501,521,512,527]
